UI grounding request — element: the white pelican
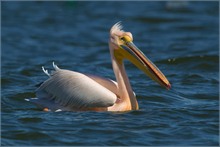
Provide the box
[26,22,171,112]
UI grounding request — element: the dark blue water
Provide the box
[1,1,219,146]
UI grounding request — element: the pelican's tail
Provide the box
[25,97,63,112]
[42,62,60,77]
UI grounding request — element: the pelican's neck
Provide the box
[109,45,138,111]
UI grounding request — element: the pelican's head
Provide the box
[109,22,171,89]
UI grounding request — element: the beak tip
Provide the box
[166,83,171,90]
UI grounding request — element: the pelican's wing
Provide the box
[86,74,136,98]
[85,74,119,97]
[36,68,117,109]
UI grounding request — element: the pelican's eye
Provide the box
[120,35,132,43]
[120,37,126,43]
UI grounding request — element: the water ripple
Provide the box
[2,1,219,146]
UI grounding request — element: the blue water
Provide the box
[1,1,219,146]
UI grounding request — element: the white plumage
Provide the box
[35,63,117,110]
[110,21,124,34]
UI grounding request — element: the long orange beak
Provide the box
[114,39,171,89]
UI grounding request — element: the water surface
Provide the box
[1,1,219,146]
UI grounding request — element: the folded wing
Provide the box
[36,68,117,110]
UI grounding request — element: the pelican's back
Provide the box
[28,65,118,111]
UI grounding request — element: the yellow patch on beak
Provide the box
[121,35,133,43]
